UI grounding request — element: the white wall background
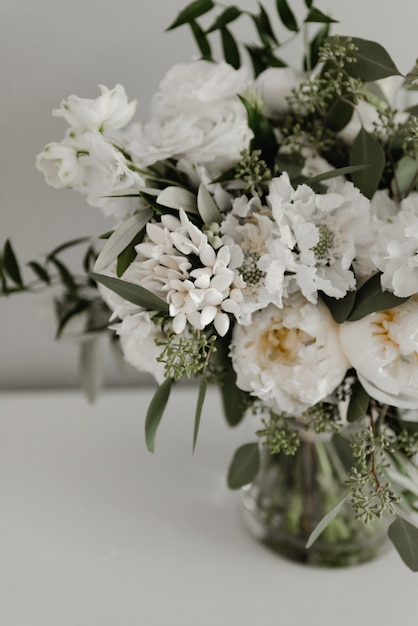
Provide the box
[1,0,416,390]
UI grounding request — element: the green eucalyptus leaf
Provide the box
[189,20,212,58]
[79,338,103,403]
[156,186,198,213]
[3,239,23,286]
[90,272,169,313]
[227,443,260,489]
[245,44,269,77]
[197,184,222,225]
[206,6,241,32]
[306,495,348,549]
[276,0,298,32]
[221,26,240,69]
[331,433,355,471]
[388,516,418,571]
[343,37,402,81]
[395,156,418,198]
[306,8,337,24]
[349,128,385,199]
[348,272,409,321]
[321,289,356,323]
[193,378,207,453]
[145,378,173,452]
[94,209,153,273]
[166,0,214,31]
[347,379,370,423]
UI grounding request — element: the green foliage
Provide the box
[234,148,276,196]
[155,329,217,381]
[347,272,409,321]
[347,380,370,423]
[166,0,215,31]
[388,516,418,571]
[303,402,342,434]
[349,128,386,199]
[342,36,401,81]
[256,413,300,455]
[90,272,169,313]
[193,378,207,452]
[145,378,173,452]
[227,442,260,489]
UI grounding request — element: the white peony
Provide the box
[339,298,418,409]
[230,296,349,416]
[53,84,137,133]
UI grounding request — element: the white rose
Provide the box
[255,67,306,118]
[339,298,418,409]
[53,84,137,133]
[128,60,252,173]
[230,296,349,416]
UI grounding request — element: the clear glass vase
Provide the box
[241,428,389,567]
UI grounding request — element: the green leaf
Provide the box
[306,495,348,549]
[395,156,418,198]
[239,95,278,165]
[166,0,214,31]
[79,338,102,403]
[227,443,260,489]
[349,128,385,199]
[343,37,402,81]
[46,237,91,259]
[306,8,337,23]
[145,378,173,452]
[197,184,222,225]
[156,186,198,213]
[221,26,240,69]
[348,272,409,321]
[189,20,212,58]
[193,378,207,453]
[3,239,23,286]
[116,227,146,278]
[255,4,279,45]
[48,257,78,293]
[55,298,90,339]
[388,516,418,571]
[307,164,370,186]
[347,379,370,423]
[321,289,356,323]
[305,22,330,70]
[90,272,169,313]
[276,0,298,32]
[206,6,241,32]
[94,210,153,273]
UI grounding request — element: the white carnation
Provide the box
[230,296,349,416]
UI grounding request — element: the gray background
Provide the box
[1,0,415,390]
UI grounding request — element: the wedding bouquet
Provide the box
[3,0,418,568]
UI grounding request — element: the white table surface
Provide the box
[0,386,416,626]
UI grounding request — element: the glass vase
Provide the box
[241,428,389,567]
